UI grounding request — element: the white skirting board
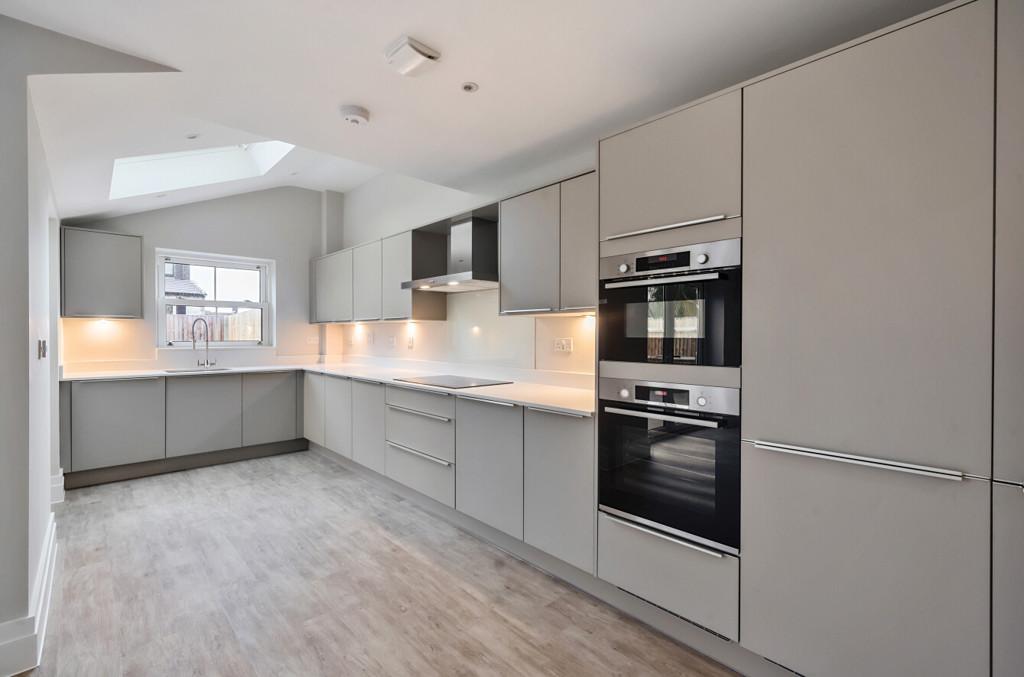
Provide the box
[0,513,57,677]
[50,470,64,505]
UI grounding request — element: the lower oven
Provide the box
[598,377,740,554]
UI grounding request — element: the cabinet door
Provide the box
[381,232,411,320]
[524,408,595,572]
[743,1,994,476]
[70,378,165,471]
[242,371,297,446]
[352,380,386,474]
[166,374,243,457]
[61,227,142,318]
[314,250,352,323]
[559,172,598,311]
[353,240,382,321]
[303,372,325,447]
[740,442,989,677]
[499,184,560,314]
[455,397,524,538]
[993,482,1024,677]
[599,91,740,241]
[324,375,352,458]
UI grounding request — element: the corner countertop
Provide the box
[60,362,595,416]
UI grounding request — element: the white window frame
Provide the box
[156,248,275,348]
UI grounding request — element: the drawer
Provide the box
[385,403,455,462]
[597,512,738,640]
[386,441,455,507]
[386,384,455,419]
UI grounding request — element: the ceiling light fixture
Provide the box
[385,35,440,76]
[461,82,479,93]
[339,104,370,126]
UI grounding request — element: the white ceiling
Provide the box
[6,0,949,219]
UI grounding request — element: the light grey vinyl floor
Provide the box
[27,451,734,677]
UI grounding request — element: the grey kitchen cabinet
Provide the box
[61,226,143,318]
[499,183,560,315]
[324,375,353,458]
[353,240,382,321]
[166,374,243,457]
[381,231,447,321]
[385,440,454,507]
[523,407,595,572]
[70,377,165,471]
[742,0,994,476]
[740,442,990,677]
[352,380,387,474]
[241,371,297,446]
[993,482,1024,677]
[455,397,524,538]
[302,372,325,447]
[385,405,454,463]
[995,0,1024,482]
[313,249,352,323]
[558,172,598,311]
[599,90,740,243]
[598,513,738,641]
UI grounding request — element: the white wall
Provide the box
[62,186,323,369]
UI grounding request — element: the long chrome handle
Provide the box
[387,441,452,467]
[604,406,719,428]
[459,396,515,408]
[501,307,553,315]
[559,305,595,311]
[351,377,383,385]
[73,376,163,383]
[526,406,590,418]
[749,440,964,482]
[602,514,723,559]
[387,404,451,423]
[604,272,721,289]
[601,214,729,242]
[381,315,408,320]
[389,383,452,396]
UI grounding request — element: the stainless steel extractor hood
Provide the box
[401,215,498,293]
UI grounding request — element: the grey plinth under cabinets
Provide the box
[70,377,165,471]
[61,226,143,318]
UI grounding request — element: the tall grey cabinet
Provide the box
[353,240,382,321]
[740,2,994,675]
[313,249,353,323]
[61,226,143,318]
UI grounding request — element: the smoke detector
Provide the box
[385,35,440,76]
[339,105,370,126]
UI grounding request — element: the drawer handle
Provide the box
[459,396,515,408]
[387,441,452,467]
[604,272,721,289]
[749,439,964,482]
[601,214,729,242]
[390,383,452,396]
[602,514,723,559]
[501,308,552,315]
[526,406,590,419]
[559,305,595,311]
[387,404,451,423]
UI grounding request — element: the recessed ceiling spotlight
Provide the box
[185,133,200,140]
[385,35,440,76]
[461,82,479,93]
[339,104,370,126]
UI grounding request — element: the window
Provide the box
[156,249,274,347]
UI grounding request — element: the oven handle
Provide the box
[603,406,719,428]
[604,272,720,289]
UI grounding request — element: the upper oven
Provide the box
[599,239,741,367]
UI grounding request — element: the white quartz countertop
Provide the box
[61,362,596,416]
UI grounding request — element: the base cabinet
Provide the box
[524,408,595,573]
[242,372,297,446]
[166,374,243,457]
[994,482,1024,677]
[597,512,738,641]
[302,372,326,447]
[740,443,989,677]
[385,443,454,507]
[70,378,165,471]
[324,375,353,458]
[455,398,524,538]
[352,381,387,474]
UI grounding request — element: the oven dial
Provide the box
[696,253,710,265]
[696,396,708,407]
[619,388,630,399]
[617,263,630,273]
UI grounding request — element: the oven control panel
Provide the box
[598,378,740,417]
[599,237,741,281]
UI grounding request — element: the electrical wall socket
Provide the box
[554,337,574,353]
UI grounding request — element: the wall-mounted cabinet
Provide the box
[312,249,352,323]
[353,240,382,321]
[499,171,597,315]
[381,231,447,321]
[61,226,143,318]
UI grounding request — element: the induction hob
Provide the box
[394,375,513,389]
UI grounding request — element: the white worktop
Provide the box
[60,362,596,416]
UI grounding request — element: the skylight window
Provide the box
[109,140,295,199]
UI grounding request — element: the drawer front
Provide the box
[386,385,455,419]
[385,404,455,462]
[386,442,455,507]
[597,512,738,640]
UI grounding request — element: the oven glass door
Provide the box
[598,401,740,550]
[599,269,741,366]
